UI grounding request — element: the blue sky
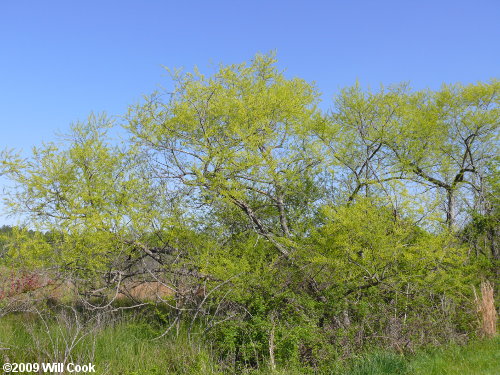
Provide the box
[1,0,499,225]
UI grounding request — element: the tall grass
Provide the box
[333,337,500,375]
[0,311,498,374]
[0,312,222,375]
[408,336,500,375]
[474,280,497,338]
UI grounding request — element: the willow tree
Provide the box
[0,114,176,282]
[318,81,499,229]
[385,81,500,228]
[313,84,409,206]
[127,54,323,258]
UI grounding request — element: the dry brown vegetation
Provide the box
[117,281,176,302]
[474,280,498,338]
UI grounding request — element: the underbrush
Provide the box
[0,309,498,374]
[0,311,221,375]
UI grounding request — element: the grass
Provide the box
[0,311,498,374]
[408,336,500,375]
[0,312,222,375]
[330,336,500,375]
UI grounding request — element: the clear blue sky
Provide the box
[1,0,499,225]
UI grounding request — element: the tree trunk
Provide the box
[446,189,456,229]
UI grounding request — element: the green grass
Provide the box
[0,313,222,375]
[330,336,500,375]
[408,336,500,375]
[0,312,498,374]
[332,352,408,375]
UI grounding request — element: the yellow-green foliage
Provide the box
[312,199,470,297]
[0,54,498,372]
[1,114,175,274]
